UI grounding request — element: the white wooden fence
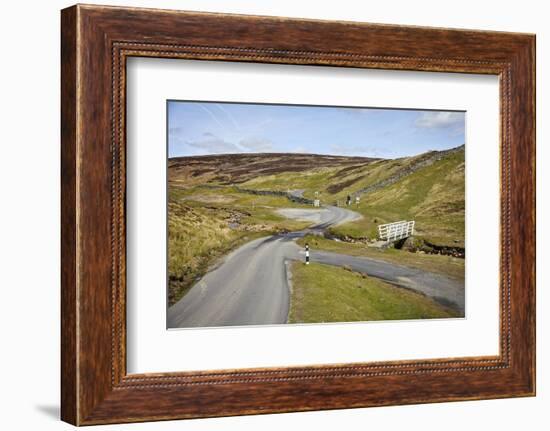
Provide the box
[378,220,415,241]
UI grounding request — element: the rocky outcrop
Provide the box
[398,236,465,258]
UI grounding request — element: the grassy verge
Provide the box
[327,212,380,239]
[297,235,464,281]
[288,262,459,323]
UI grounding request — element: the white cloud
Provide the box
[415,111,464,130]
[330,143,390,158]
[291,146,307,154]
[239,137,273,152]
[184,134,240,154]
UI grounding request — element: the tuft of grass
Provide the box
[328,217,379,240]
[168,201,259,305]
[288,262,459,323]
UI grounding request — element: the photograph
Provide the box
[166,101,466,328]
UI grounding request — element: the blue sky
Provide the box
[168,101,465,159]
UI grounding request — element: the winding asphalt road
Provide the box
[168,202,464,328]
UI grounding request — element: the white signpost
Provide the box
[378,220,415,242]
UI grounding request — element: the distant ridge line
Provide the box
[168,145,464,162]
[168,152,381,161]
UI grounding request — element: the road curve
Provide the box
[167,234,297,328]
[168,203,464,328]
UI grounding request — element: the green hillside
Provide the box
[167,147,465,304]
[240,155,405,200]
[329,147,465,247]
[239,147,465,247]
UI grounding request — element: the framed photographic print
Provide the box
[164,100,466,329]
[61,4,536,425]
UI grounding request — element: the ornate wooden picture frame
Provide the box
[61,4,535,425]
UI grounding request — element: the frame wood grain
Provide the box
[61,4,536,425]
